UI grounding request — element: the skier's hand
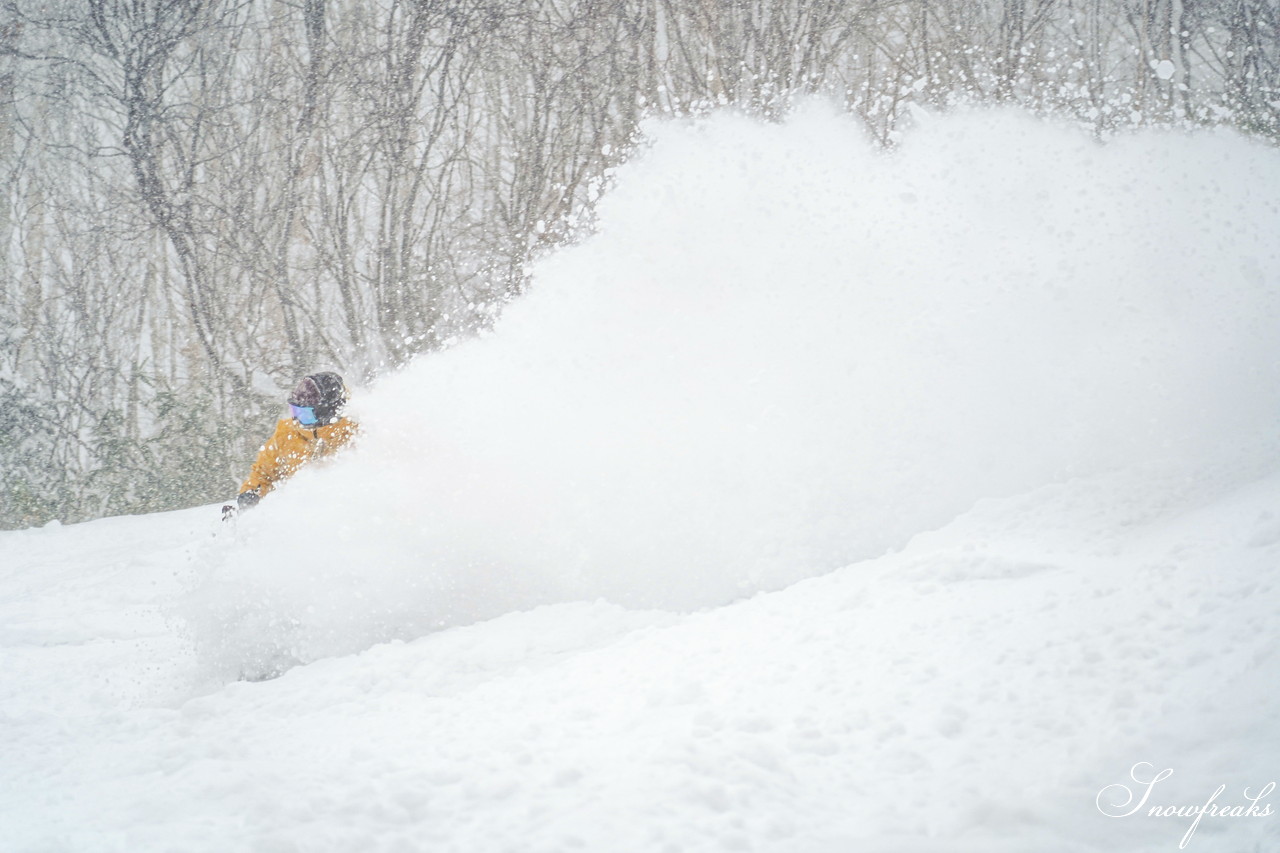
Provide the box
[221,504,237,522]
[236,489,261,511]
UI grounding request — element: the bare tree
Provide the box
[1,0,1278,528]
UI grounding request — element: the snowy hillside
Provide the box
[2,106,1279,852]
[3,472,1278,852]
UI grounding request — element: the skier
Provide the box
[224,372,358,517]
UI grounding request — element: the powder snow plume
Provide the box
[182,103,1280,678]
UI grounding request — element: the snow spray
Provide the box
[181,103,1280,676]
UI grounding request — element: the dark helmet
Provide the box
[287,372,349,424]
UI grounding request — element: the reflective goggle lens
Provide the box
[290,404,319,425]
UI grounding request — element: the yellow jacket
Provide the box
[239,416,358,498]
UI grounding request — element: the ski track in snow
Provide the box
[3,106,1280,852]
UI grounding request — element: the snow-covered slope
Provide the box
[2,106,1279,852]
[2,471,1278,852]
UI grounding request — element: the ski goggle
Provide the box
[290,404,319,426]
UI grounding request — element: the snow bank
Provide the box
[182,104,1280,677]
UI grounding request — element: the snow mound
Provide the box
[182,104,1280,678]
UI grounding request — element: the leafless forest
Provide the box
[1,0,1277,528]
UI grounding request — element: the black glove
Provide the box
[221,504,236,522]
[236,489,261,511]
